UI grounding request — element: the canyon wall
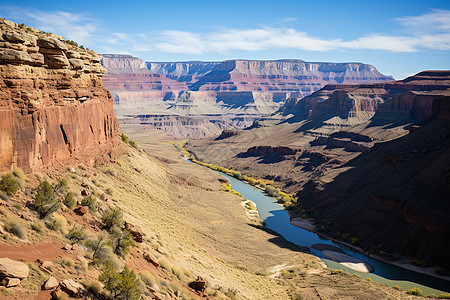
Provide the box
[281,71,450,123]
[0,18,119,172]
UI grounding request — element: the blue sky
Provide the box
[1,0,449,79]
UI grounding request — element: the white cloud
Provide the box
[0,6,97,45]
[1,7,449,55]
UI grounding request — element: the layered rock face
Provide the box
[0,18,119,172]
[103,56,393,116]
[189,59,393,93]
[147,61,219,84]
[282,71,450,123]
[102,54,188,93]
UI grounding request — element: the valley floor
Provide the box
[117,124,426,299]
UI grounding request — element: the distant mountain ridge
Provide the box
[102,55,393,117]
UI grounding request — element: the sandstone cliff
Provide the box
[282,71,450,123]
[0,18,119,172]
[189,59,393,94]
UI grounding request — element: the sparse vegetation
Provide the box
[407,287,423,296]
[81,195,97,212]
[0,173,19,196]
[48,213,68,234]
[67,225,87,243]
[111,229,135,256]
[121,134,129,143]
[128,140,139,149]
[63,192,76,209]
[99,263,140,300]
[4,217,27,239]
[34,180,60,218]
[101,207,124,231]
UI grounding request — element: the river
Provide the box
[213,170,450,296]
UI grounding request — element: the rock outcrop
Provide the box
[282,71,450,123]
[0,18,119,172]
[147,61,219,84]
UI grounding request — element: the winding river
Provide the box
[214,170,450,296]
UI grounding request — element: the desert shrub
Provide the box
[12,168,26,187]
[85,232,109,262]
[392,285,402,291]
[105,188,113,195]
[54,178,68,194]
[35,180,60,218]
[0,191,9,202]
[31,221,45,233]
[171,265,184,280]
[0,173,19,196]
[139,271,156,286]
[82,280,102,297]
[99,263,140,300]
[48,214,67,234]
[101,207,123,231]
[111,230,135,256]
[121,134,129,143]
[55,257,74,268]
[407,287,423,296]
[159,259,171,271]
[67,225,87,242]
[439,294,450,299]
[4,218,27,239]
[129,140,139,149]
[81,195,97,212]
[63,192,76,209]
[264,186,279,198]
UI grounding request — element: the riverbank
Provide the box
[289,215,450,283]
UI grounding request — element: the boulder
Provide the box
[60,279,83,296]
[124,222,144,242]
[0,257,29,278]
[74,206,89,216]
[43,276,58,290]
[4,277,21,287]
[189,276,206,293]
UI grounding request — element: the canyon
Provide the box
[102,55,393,137]
[187,71,450,271]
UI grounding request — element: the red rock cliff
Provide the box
[0,18,119,172]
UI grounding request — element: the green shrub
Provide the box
[101,207,123,231]
[128,140,139,149]
[54,178,68,194]
[82,280,102,297]
[121,134,129,143]
[439,294,450,299]
[63,192,76,209]
[0,173,19,196]
[99,263,140,300]
[111,230,135,256]
[34,180,60,218]
[407,287,423,296]
[392,285,402,291]
[81,195,97,212]
[67,225,87,242]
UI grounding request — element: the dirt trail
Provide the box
[0,242,65,262]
